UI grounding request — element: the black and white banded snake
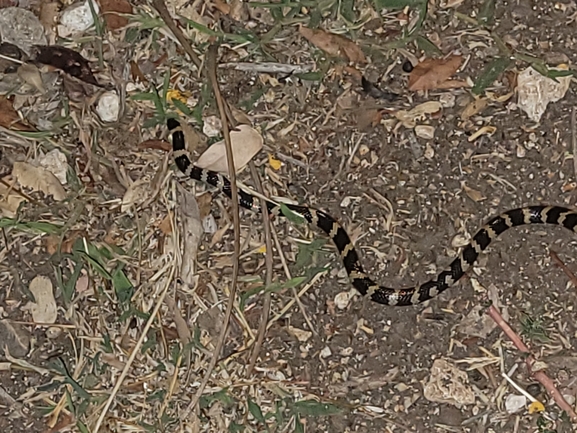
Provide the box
[168,118,577,307]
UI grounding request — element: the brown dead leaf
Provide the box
[212,0,231,14]
[44,230,83,254]
[0,97,33,131]
[138,139,171,152]
[158,212,173,235]
[197,192,213,221]
[408,55,463,91]
[12,161,66,200]
[39,1,60,32]
[196,124,263,174]
[356,108,382,130]
[299,26,366,63]
[98,0,132,30]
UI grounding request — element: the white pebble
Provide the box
[505,394,527,414]
[439,93,455,108]
[95,91,120,123]
[320,346,332,358]
[334,289,355,309]
[203,115,222,137]
[415,125,436,140]
[58,0,99,37]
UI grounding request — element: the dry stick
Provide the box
[486,304,577,421]
[549,250,577,289]
[181,44,241,418]
[246,162,274,374]
[152,0,202,69]
[269,229,317,335]
[570,104,577,233]
[92,266,175,433]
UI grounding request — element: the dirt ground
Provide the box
[1,0,577,432]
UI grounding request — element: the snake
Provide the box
[168,118,577,306]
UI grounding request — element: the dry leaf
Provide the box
[0,96,33,130]
[462,183,486,202]
[120,180,150,212]
[17,63,45,93]
[158,212,173,235]
[468,125,496,142]
[516,66,572,122]
[12,161,66,200]
[178,184,203,287]
[98,0,132,30]
[299,26,366,63]
[408,55,463,91]
[461,97,488,120]
[0,179,26,217]
[26,276,57,324]
[138,139,171,152]
[394,101,443,128]
[39,1,60,31]
[196,124,263,174]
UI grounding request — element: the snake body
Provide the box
[168,118,577,306]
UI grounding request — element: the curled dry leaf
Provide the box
[462,182,486,202]
[196,124,263,174]
[461,97,488,120]
[394,101,443,128]
[468,125,496,142]
[408,55,463,91]
[12,161,66,200]
[26,276,57,324]
[299,26,366,63]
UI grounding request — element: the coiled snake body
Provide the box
[168,118,577,306]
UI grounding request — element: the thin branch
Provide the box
[93,266,175,432]
[151,0,202,69]
[486,304,577,421]
[181,43,240,417]
[550,250,577,289]
[246,162,274,374]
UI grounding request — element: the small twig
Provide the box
[92,266,175,433]
[270,227,317,335]
[218,62,315,75]
[0,173,39,205]
[246,162,274,374]
[181,43,240,418]
[550,250,577,289]
[486,304,577,421]
[571,106,577,179]
[152,0,201,69]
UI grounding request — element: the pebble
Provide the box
[59,0,99,37]
[505,394,526,414]
[96,91,120,122]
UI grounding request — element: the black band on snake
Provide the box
[168,118,577,307]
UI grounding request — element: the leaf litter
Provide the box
[0,0,576,432]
